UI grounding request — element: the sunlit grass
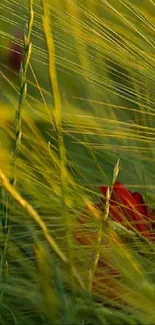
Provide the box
[1,0,155,324]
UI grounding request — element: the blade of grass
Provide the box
[0,167,85,290]
[41,0,75,288]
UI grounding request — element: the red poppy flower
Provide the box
[74,181,155,300]
[99,181,155,240]
[8,31,23,72]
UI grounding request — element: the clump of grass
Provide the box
[0,1,34,323]
[1,0,155,324]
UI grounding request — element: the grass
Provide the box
[1,0,155,324]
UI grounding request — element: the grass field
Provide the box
[1,0,155,324]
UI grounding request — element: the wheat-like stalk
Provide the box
[89,158,120,293]
[11,0,34,185]
[41,0,75,286]
[0,0,34,312]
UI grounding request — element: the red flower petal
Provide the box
[132,192,154,221]
[100,182,154,240]
[99,185,108,196]
[132,192,155,237]
[8,31,23,72]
